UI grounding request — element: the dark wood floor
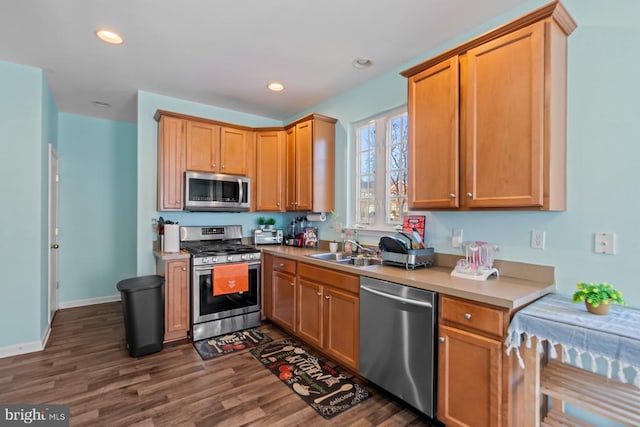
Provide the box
[0,302,434,426]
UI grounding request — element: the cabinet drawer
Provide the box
[440,295,506,337]
[298,263,359,294]
[273,257,296,275]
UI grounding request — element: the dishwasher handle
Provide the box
[361,285,433,309]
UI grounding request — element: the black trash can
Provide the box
[116,275,164,357]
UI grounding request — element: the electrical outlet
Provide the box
[452,228,463,248]
[594,232,616,254]
[531,230,545,249]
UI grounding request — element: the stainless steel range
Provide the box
[180,225,261,341]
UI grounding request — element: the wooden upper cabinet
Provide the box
[219,126,248,175]
[186,121,219,173]
[285,121,313,211]
[284,116,336,213]
[402,2,575,211]
[463,23,545,208]
[156,110,335,213]
[408,56,460,209]
[157,115,186,211]
[185,122,248,175]
[256,130,285,211]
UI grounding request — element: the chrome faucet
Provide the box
[344,240,377,256]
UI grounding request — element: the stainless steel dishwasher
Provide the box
[359,276,437,418]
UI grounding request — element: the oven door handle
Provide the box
[238,178,243,206]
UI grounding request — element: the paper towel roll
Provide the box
[306,213,327,222]
[164,224,180,253]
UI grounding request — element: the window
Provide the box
[354,108,408,227]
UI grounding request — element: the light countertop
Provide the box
[260,246,555,310]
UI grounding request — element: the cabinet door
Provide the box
[294,121,313,211]
[297,279,323,348]
[157,116,186,211]
[408,56,460,209]
[463,22,544,208]
[186,121,219,172]
[437,325,502,427]
[256,131,285,211]
[324,287,359,370]
[220,127,248,175]
[164,259,190,342]
[272,271,296,332]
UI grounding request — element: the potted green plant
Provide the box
[571,282,625,315]
[265,217,276,230]
[257,216,266,230]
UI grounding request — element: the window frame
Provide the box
[352,106,408,230]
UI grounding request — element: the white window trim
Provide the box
[351,106,407,233]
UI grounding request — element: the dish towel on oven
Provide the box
[213,263,249,296]
[504,293,640,387]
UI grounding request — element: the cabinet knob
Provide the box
[439,337,445,343]
[182,267,187,271]
[279,263,285,268]
[277,202,280,207]
[316,292,322,296]
[221,164,225,169]
[290,282,295,287]
[212,163,216,168]
[449,193,456,199]
[325,295,330,300]
[466,192,473,199]
[464,313,472,320]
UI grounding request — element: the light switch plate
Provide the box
[594,232,616,254]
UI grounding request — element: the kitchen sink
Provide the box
[307,252,346,261]
[306,252,381,267]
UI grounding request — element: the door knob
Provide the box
[50,244,59,249]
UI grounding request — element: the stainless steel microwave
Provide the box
[184,171,250,211]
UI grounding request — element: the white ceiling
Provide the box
[0,0,528,123]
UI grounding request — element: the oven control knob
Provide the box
[211,257,217,263]
[227,256,234,262]
[241,255,248,260]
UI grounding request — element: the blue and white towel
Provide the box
[505,293,640,387]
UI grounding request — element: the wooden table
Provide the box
[505,293,640,426]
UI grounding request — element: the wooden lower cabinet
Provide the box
[270,257,297,333]
[437,295,519,427]
[297,278,323,348]
[323,286,359,370]
[161,258,190,343]
[264,256,359,371]
[437,325,502,427]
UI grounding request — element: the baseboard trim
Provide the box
[59,294,121,309]
[0,324,52,359]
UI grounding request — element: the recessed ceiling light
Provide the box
[267,82,285,92]
[96,29,123,45]
[352,57,373,69]
[92,101,111,108]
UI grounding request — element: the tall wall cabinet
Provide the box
[402,2,576,211]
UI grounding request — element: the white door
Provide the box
[48,145,60,323]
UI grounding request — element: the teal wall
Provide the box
[285,0,640,311]
[40,74,58,333]
[136,91,283,275]
[0,61,47,347]
[58,114,137,302]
